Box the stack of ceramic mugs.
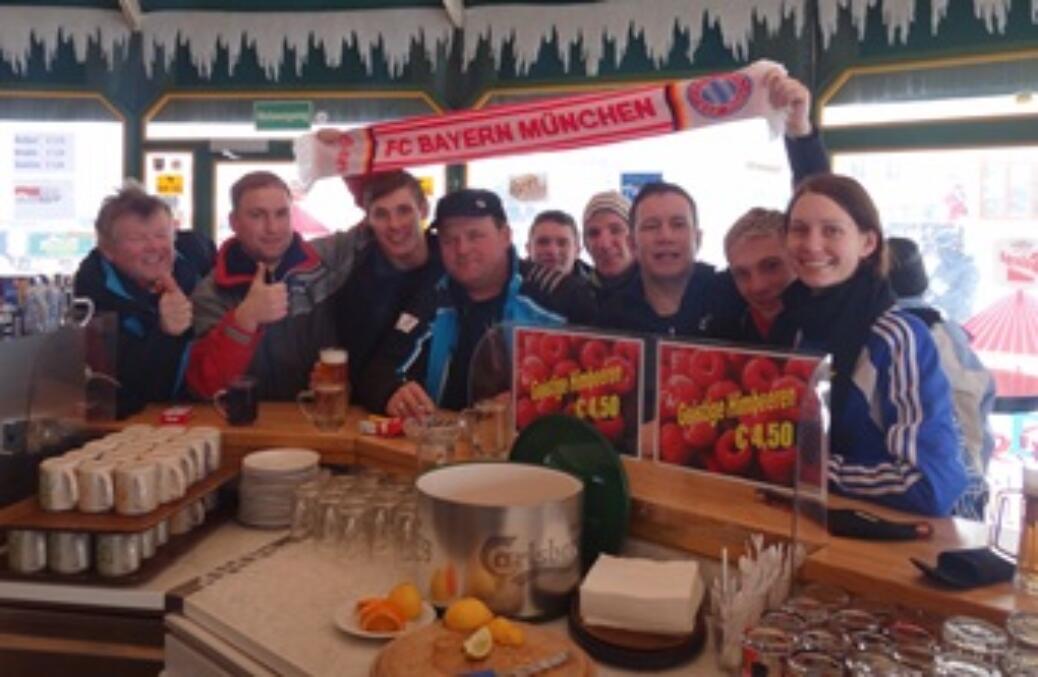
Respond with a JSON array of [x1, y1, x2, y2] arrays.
[[8, 424, 224, 577], [238, 449, 320, 528]]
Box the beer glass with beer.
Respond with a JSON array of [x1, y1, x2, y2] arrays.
[[298, 348, 349, 432], [992, 465, 1038, 595], [314, 348, 348, 389]]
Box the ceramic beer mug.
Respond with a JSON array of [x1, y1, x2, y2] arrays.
[[152, 442, 200, 485], [76, 459, 117, 513], [38, 456, 79, 512], [96, 533, 140, 577], [114, 460, 160, 516], [47, 531, 91, 574], [7, 529, 47, 573], [213, 376, 258, 426], [153, 454, 188, 504], [991, 465, 1038, 595], [184, 427, 222, 474]]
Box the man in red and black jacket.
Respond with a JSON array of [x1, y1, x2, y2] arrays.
[[186, 171, 365, 401]]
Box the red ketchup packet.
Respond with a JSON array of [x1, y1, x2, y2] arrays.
[[160, 405, 193, 424], [359, 415, 403, 437]]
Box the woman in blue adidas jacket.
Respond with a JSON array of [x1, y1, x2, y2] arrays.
[[776, 174, 967, 517]]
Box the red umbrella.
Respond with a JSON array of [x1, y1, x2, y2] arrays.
[[965, 290, 1038, 400], [964, 290, 1038, 356]]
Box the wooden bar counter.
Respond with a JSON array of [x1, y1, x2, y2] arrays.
[[95, 403, 1038, 624]]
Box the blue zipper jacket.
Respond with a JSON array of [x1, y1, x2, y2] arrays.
[[359, 248, 596, 412], [827, 309, 969, 517]]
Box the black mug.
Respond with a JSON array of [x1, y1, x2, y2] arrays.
[[213, 376, 258, 425]]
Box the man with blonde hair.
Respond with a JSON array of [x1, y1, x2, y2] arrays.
[[721, 207, 796, 343], [74, 183, 214, 415]]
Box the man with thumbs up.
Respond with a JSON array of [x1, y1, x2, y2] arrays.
[[74, 183, 215, 417], [187, 171, 364, 400]]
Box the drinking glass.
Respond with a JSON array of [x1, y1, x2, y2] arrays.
[[297, 383, 347, 432], [845, 650, 907, 675], [460, 399, 510, 460], [407, 415, 462, 473], [1007, 610, 1038, 650], [782, 596, 830, 628], [290, 483, 320, 541], [785, 651, 843, 676], [391, 506, 420, 582], [934, 652, 1002, 676], [338, 498, 367, 561], [314, 493, 343, 550], [365, 497, 396, 561], [941, 615, 1009, 667], [832, 608, 881, 638]]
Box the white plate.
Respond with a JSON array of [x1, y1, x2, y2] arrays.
[[333, 598, 437, 640], [243, 448, 320, 474]]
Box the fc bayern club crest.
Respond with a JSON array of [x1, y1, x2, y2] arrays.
[[685, 73, 753, 118]]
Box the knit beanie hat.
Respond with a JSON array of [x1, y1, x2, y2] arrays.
[[887, 236, 929, 298], [582, 190, 631, 226]]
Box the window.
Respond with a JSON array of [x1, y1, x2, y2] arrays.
[[0, 95, 123, 275]]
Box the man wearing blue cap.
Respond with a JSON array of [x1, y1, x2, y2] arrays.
[[359, 188, 597, 417]]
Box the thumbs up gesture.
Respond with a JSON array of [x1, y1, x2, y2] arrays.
[[234, 264, 289, 332], [157, 272, 193, 336]]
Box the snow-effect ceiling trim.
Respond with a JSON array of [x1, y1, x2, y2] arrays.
[[0, 0, 1034, 79]]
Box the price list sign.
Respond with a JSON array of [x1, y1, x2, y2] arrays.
[[13, 133, 74, 174], [513, 327, 645, 457], [655, 340, 828, 491]]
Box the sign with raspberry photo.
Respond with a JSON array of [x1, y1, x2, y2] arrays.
[[512, 327, 645, 457], [655, 340, 828, 492]]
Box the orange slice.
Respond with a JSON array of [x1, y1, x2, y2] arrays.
[[359, 599, 406, 632]]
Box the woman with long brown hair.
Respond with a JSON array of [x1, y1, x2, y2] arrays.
[[775, 174, 968, 517]]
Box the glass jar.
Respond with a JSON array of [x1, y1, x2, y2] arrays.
[[1007, 611, 1038, 651], [797, 627, 848, 658], [935, 652, 1002, 676], [850, 630, 894, 655], [783, 596, 830, 627], [845, 650, 907, 675], [742, 626, 793, 676], [832, 608, 881, 638], [941, 615, 1009, 666], [760, 610, 807, 635], [1002, 646, 1038, 675], [886, 620, 936, 650], [894, 641, 937, 675], [786, 650, 844, 676]]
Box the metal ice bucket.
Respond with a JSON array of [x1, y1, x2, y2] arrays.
[[416, 462, 583, 620]]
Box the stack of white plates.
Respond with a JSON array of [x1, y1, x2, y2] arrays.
[[238, 448, 320, 528]]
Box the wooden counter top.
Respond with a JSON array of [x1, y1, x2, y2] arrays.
[[90, 404, 1035, 623]]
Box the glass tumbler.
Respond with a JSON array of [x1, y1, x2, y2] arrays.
[[290, 483, 320, 541], [941, 615, 1009, 667], [337, 498, 368, 561]]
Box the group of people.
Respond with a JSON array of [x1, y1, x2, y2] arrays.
[[74, 70, 994, 519]]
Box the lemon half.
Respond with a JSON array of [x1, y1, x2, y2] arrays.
[[462, 626, 494, 660]]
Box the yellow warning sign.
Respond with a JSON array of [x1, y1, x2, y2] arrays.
[[156, 173, 184, 196]]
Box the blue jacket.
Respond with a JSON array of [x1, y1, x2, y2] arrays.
[[829, 309, 968, 517], [73, 230, 215, 417], [359, 249, 596, 412]]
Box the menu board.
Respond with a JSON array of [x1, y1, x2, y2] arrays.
[[655, 340, 827, 491], [513, 327, 645, 457]]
